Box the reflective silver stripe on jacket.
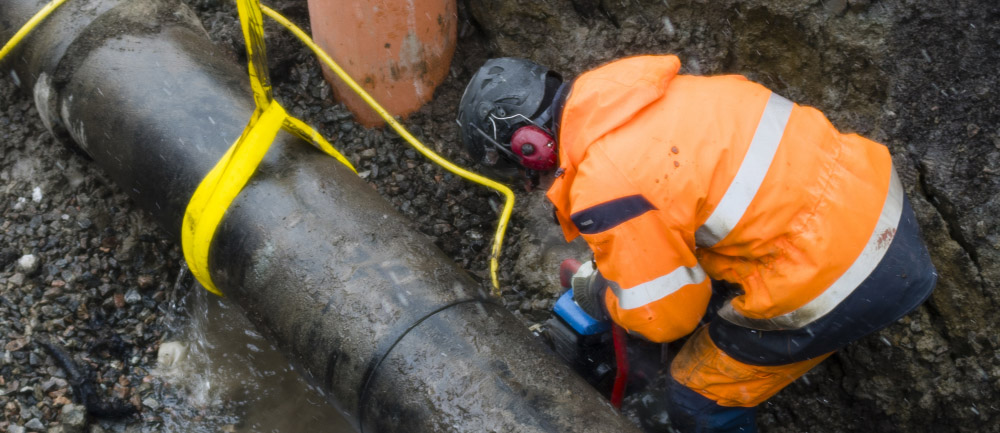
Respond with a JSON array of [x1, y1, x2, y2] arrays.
[[695, 93, 794, 248], [609, 93, 790, 311], [717, 168, 905, 330], [610, 264, 708, 310]]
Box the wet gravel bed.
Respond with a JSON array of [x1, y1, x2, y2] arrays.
[[1, 77, 184, 432], [1, 1, 554, 432], [0, 81, 280, 431]]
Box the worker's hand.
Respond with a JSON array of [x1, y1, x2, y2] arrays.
[[571, 260, 609, 321]]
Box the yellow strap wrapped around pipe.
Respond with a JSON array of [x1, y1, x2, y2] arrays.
[[181, 103, 287, 296], [0, 0, 71, 62], [182, 0, 355, 296], [283, 116, 356, 169]]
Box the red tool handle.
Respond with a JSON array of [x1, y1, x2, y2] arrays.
[[559, 258, 582, 288], [610, 323, 629, 409]]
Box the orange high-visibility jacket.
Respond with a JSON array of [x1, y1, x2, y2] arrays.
[[546, 55, 900, 343]]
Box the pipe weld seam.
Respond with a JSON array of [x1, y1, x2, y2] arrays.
[[356, 297, 494, 432]]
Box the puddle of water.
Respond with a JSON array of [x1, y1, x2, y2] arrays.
[[152, 268, 355, 433]]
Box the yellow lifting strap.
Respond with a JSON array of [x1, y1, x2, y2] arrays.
[[0, 0, 71, 62], [181, 0, 355, 296]]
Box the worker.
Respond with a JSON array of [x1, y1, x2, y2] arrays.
[[456, 55, 937, 432]]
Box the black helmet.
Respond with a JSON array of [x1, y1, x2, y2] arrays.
[[457, 58, 562, 171]]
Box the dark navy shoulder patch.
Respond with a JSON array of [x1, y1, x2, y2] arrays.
[[570, 195, 656, 234]]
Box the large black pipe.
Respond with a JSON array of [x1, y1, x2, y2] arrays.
[[0, 0, 639, 431]]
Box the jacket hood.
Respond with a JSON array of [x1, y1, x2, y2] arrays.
[[547, 55, 682, 240]]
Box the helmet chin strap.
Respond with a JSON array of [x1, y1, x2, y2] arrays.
[[471, 124, 518, 165]]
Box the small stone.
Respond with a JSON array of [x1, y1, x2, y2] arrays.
[[88, 425, 106, 433], [48, 426, 66, 433], [75, 304, 89, 321], [124, 289, 141, 305], [142, 398, 160, 410], [99, 236, 118, 252], [4, 400, 19, 417], [76, 218, 92, 230], [5, 338, 28, 352], [16, 255, 39, 275], [532, 299, 549, 311], [519, 300, 532, 312], [9, 424, 26, 433], [8, 273, 25, 286], [129, 393, 142, 411], [48, 387, 68, 399], [41, 378, 67, 392], [113, 293, 125, 309], [825, 0, 848, 14], [60, 404, 86, 432], [43, 287, 63, 299], [136, 275, 154, 289], [31, 187, 43, 203], [112, 383, 130, 400], [25, 418, 44, 431]]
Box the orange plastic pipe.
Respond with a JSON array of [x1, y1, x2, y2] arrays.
[[307, 0, 457, 127]]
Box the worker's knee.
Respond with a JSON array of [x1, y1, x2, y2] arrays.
[[671, 326, 829, 407], [666, 376, 757, 433]]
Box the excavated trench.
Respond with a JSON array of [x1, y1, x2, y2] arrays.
[[1, 0, 998, 432], [465, 1, 1000, 431]]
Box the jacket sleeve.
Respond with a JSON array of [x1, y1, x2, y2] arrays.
[[586, 209, 712, 343], [569, 156, 712, 343]]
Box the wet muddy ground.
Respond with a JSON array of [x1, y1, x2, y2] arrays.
[[3, 0, 999, 432]]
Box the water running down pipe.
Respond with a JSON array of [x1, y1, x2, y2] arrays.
[[0, 0, 638, 431]]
